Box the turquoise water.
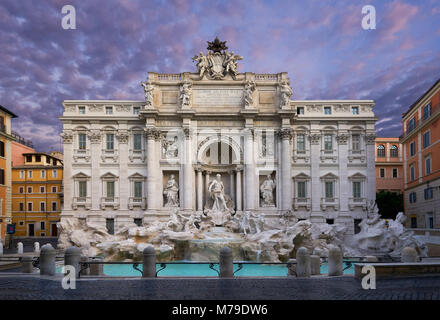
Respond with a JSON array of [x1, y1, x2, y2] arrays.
[[100, 261, 354, 277]]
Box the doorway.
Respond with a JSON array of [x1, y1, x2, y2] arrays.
[[51, 223, 58, 237], [28, 223, 35, 236]]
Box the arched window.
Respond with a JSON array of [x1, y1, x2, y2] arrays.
[[377, 145, 385, 157], [390, 145, 398, 157]]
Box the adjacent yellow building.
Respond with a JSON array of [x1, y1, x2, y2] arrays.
[[12, 152, 63, 237], [0, 105, 17, 243]]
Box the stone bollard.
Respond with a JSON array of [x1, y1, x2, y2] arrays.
[[365, 255, 378, 262], [219, 247, 234, 278], [34, 242, 40, 253], [310, 255, 321, 275], [296, 247, 311, 278], [328, 246, 343, 276], [142, 246, 156, 278], [89, 258, 104, 276], [0, 241, 3, 255], [401, 247, 417, 263], [64, 246, 81, 277], [40, 244, 56, 276], [21, 256, 34, 273], [287, 259, 296, 276], [17, 242, 23, 255]]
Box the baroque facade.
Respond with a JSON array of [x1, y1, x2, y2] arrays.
[[60, 40, 377, 235]]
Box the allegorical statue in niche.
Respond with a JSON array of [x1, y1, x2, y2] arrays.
[[141, 81, 154, 107], [208, 174, 229, 212], [163, 136, 178, 158], [179, 81, 192, 108], [260, 175, 276, 206], [192, 52, 209, 78], [163, 175, 179, 207], [279, 80, 293, 107]]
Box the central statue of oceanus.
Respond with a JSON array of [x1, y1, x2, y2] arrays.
[[192, 37, 243, 80], [204, 174, 234, 225]]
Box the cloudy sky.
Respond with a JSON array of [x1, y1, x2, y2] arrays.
[[1, 0, 439, 152]]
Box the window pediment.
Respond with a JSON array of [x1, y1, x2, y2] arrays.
[[320, 172, 338, 180]]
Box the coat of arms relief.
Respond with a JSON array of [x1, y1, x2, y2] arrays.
[[192, 37, 243, 80]]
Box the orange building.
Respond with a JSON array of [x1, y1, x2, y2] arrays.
[[0, 105, 18, 243], [375, 137, 404, 193], [11, 132, 35, 166], [11, 152, 63, 237], [400, 78, 440, 230]]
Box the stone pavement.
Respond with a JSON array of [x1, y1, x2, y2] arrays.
[[0, 275, 439, 300]]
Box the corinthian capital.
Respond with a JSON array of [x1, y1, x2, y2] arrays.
[[145, 128, 161, 140], [60, 130, 73, 144], [365, 133, 377, 145], [277, 128, 293, 140]]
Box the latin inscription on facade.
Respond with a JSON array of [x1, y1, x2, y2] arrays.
[[193, 89, 243, 106]]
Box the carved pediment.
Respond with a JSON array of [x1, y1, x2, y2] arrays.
[[101, 172, 119, 179], [348, 172, 367, 180], [320, 172, 338, 180], [72, 172, 90, 179], [293, 173, 311, 180]]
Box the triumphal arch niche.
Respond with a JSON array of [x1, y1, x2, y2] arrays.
[[141, 37, 295, 225]]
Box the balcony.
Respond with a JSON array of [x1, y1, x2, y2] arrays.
[[293, 197, 311, 211], [101, 149, 119, 163], [100, 197, 120, 210], [401, 102, 440, 140], [72, 197, 91, 210], [129, 148, 146, 163], [128, 197, 147, 210], [320, 149, 337, 163], [73, 149, 91, 162], [320, 197, 339, 211], [348, 197, 367, 210]]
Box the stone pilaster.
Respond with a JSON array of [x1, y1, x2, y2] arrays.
[[182, 127, 194, 210], [196, 167, 203, 211], [118, 129, 129, 210], [244, 128, 256, 210], [279, 128, 293, 211], [61, 130, 73, 211], [309, 132, 323, 222], [365, 133, 376, 202], [235, 166, 243, 211], [88, 128, 101, 211], [145, 128, 161, 210]]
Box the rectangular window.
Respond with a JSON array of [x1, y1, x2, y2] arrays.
[[424, 188, 433, 200], [52, 202, 57, 211], [409, 192, 417, 203], [35, 155, 41, 162], [423, 131, 430, 149], [106, 181, 115, 199], [78, 181, 87, 198], [28, 170, 32, 178], [423, 103, 431, 120], [134, 181, 142, 198], [0, 169, 4, 185], [40, 221, 45, 230], [297, 107, 304, 115], [19, 187, 24, 194], [46, 156, 50, 164], [0, 141, 4, 157], [353, 181, 361, 199], [79, 106, 86, 114], [40, 202, 45, 212], [426, 157, 431, 175], [410, 217, 417, 228], [41, 170, 45, 179], [134, 134, 142, 151], [52, 186, 57, 193], [78, 134, 87, 150], [410, 165, 415, 181], [427, 214, 434, 229], [297, 181, 306, 198], [352, 134, 360, 151], [52, 170, 57, 178], [352, 107, 359, 115], [133, 107, 140, 115], [325, 181, 334, 199], [27, 187, 32, 194], [324, 134, 332, 151], [19, 170, 24, 179], [324, 107, 332, 115], [410, 142, 415, 156], [106, 134, 114, 150], [27, 202, 32, 211], [408, 117, 415, 132], [40, 186, 45, 193], [380, 168, 385, 178], [19, 202, 24, 211], [392, 168, 398, 178], [297, 134, 305, 152], [105, 106, 113, 114]]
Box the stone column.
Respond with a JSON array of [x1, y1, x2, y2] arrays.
[[310, 132, 323, 222], [60, 130, 73, 210], [183, 128, 194, 210], [279, 129, 293, 211], [118, 130, 129, 210], [229, 170, 235, 204], [205, 171, 211, 207], [365, 134, 377, 203], [197, 168, 203, 211], [235, 167, 242, 211], [146, 128, 160, 210], [244, 129, 256, 210], [89, 127, 102, 211]]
